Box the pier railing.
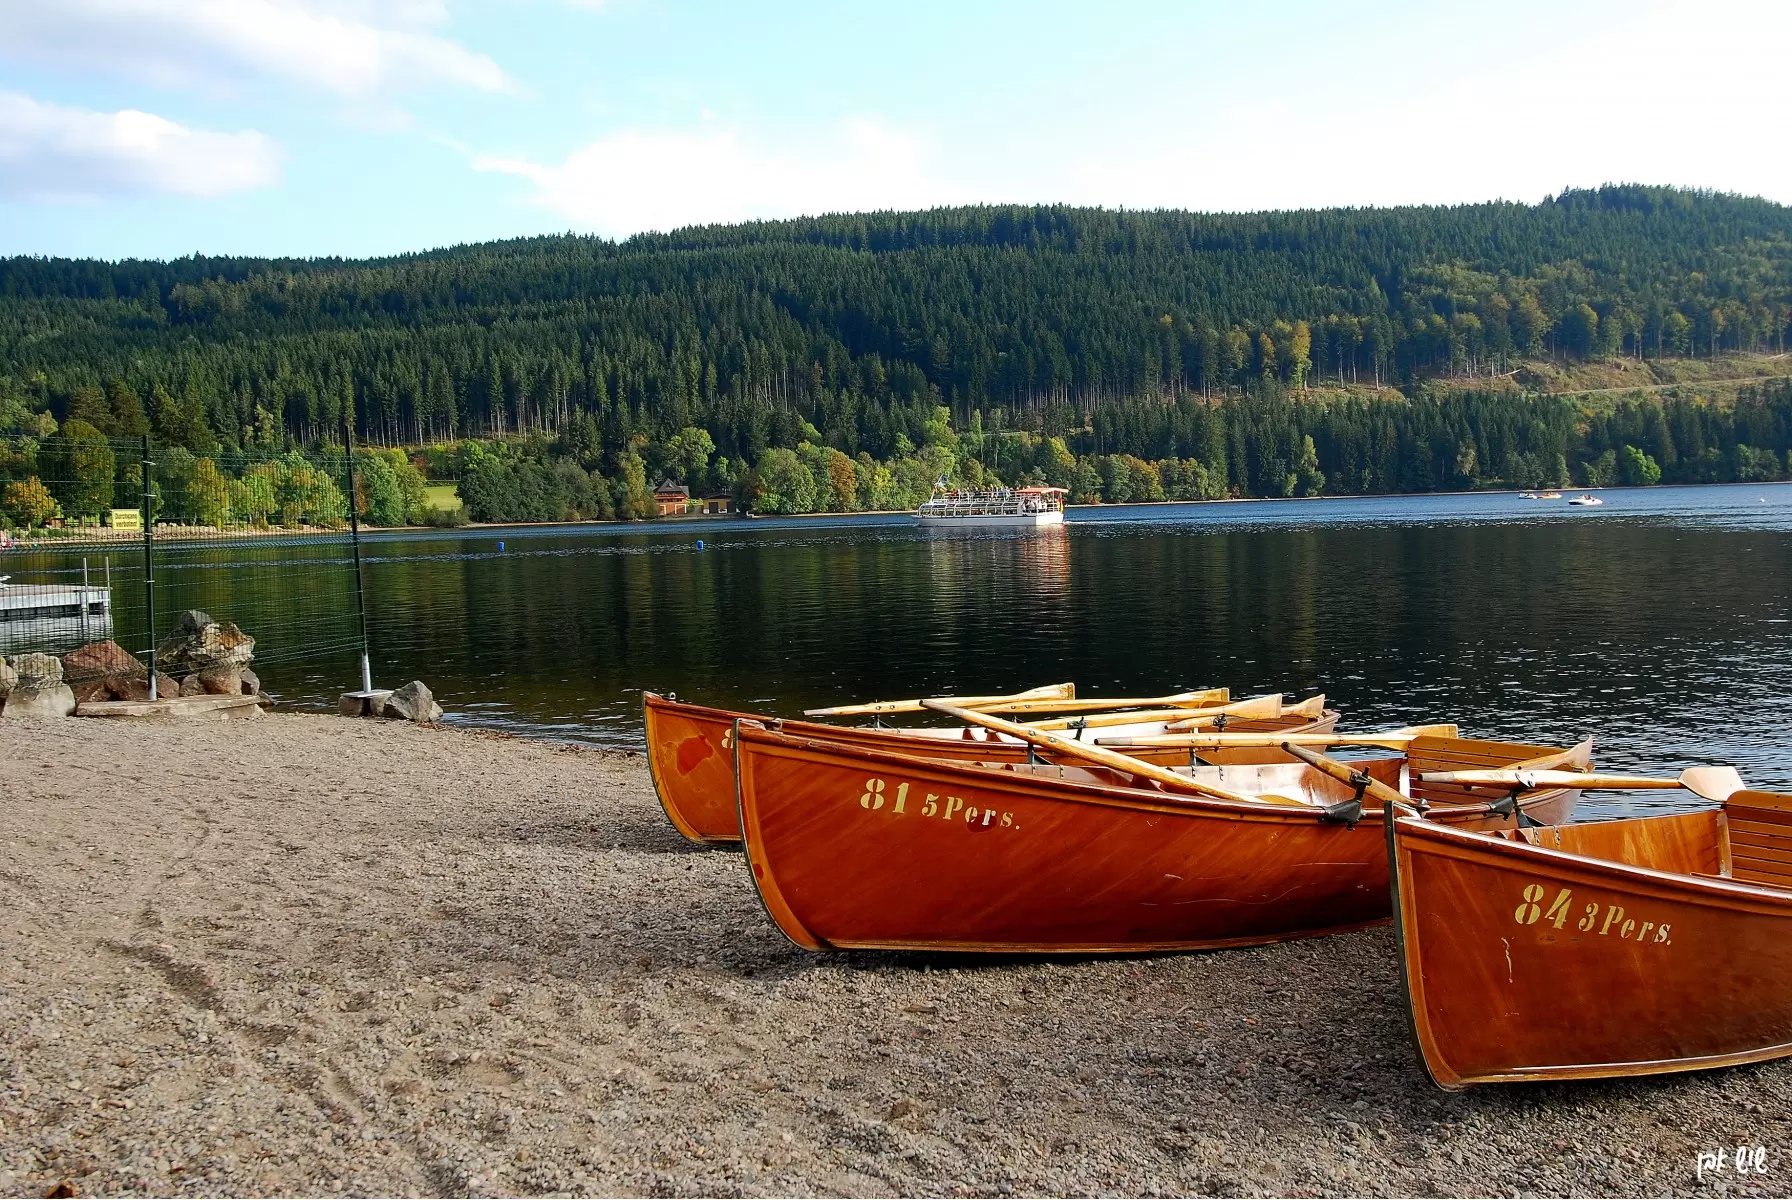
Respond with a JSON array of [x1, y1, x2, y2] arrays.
[[1, 432, 371, 704]]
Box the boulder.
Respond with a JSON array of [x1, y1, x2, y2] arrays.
[[108, 673, 182, 703], [2, 682, 75, 719], [71, 678, 112, 706], [0, 657, 16, 701], [61, 640, 146, 688], [6, 653, 75, 717], [197, 666, 243, 696], [155, 610, 255, 678], [381, 680, 443, 724], [63, 642, 146, 706], [12, 652, 63, 686], [339, 689, 391, 717], [179, 674, 209, 697], [241, 667, 261, 696]]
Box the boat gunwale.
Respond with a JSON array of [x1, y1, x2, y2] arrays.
[[737, 719, 1362, 825], [1394, 810, 1792, 916], [735, 718, 1580, 826]]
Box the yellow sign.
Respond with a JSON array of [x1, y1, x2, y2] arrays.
[[108, 508, 142, 531]]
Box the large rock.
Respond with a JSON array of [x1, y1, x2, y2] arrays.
[[108, 673, 183, 703], [12, 653, 63, 685], [240, 667, 261, 696], [381, 680, 443, 724], [62, 640, 146, 686], [2, 682, 76, 719], [63, 641, 148, 705], [155, 610, 255, 678], [0, 657, 16, 701], [5, 654, 75, 717], [197, 666, 243, 695]]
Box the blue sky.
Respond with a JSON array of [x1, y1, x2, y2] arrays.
[[1, 0, 1786, 261]]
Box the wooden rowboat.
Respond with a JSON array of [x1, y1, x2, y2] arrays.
[[1387, 779, 1792, 1088], [733, 720, 1590, 953], [642, 691, 1339, 844]]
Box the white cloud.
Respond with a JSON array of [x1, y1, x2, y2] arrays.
[[0, 91, 279, 201], [0, 0, 508, 96], [479, 0, 1792, 236], [476, 119, 962, 236], [1034, 0, 1792, 213]]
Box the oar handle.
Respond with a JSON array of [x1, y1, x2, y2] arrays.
[[1279, 742, 1411, 810]]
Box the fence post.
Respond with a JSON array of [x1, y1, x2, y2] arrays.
[[140, 434, 157, 698], [342, 407, 373, 694]]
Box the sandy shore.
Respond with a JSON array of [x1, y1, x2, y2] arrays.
[[1, 713, 1787, 1197]]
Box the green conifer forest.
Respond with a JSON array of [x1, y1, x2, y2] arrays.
[[3, 185, 1790, 526]]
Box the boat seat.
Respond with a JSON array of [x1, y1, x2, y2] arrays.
[[1723, 790, 1792, 891]]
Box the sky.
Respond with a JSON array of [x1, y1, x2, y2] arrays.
[[1, 0, 1787, 261]]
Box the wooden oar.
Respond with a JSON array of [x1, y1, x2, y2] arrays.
[[1023, 702, 1239, 733], [989, 688, 1230, 716], [1098, 723, 1460, 750], [1161, 693, 1325, 732], [804, 682, 1074, 718], [1417, 766, 1746, 803], [1278, 742, 1413, 812], [1502, 738, 1595, 772], [920, 700, 1309, 807]]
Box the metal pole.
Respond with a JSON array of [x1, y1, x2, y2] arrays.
[[141, 435, 157, 699], [342, 402, 372, 694], [81, 557, 89, 640]]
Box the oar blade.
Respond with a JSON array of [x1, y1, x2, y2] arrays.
[[803, 682, 1074, 717], [1683, 765, 1746, 802]]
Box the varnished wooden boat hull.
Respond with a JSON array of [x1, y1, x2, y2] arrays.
[[734, 723, 1583, 954], [1389, 798, 1792, 1088], [642, 691, 1339, 844]]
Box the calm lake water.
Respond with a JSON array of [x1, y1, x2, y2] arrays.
[[20, 484, 1792, 818]]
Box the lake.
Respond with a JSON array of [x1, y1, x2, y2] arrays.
[[14, 483, 1792, 817]]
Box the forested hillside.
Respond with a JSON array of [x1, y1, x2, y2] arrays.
[[3, 186, 1791, 525]]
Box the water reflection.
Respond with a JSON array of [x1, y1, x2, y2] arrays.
[[9, 484, 1790, 817]]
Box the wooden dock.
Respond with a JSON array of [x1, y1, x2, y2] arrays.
[[0, 582, 110, 624]]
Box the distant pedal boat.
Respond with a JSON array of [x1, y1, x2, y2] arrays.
[[1388, 782, 1792, 1087], [915, 485, 1067, 528]]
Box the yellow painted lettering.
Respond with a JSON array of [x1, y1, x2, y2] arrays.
[[981, 809, 994, 827], [1544, 888, 1573, 929], [1577, 902, 1599, 932], [1620, 918, 1636, 939], [892, 782, 909, 815], [859, 778, 886, 810], [1654, 924, 1672, 944], [1637, 921, 1654, 942], [721, 727, 733, 749], [942, 796, 964, 821], [1514, 883, 1543, 926], [1000, 811, 1013, 827], [963, 805, 979, 824], [1599, 905, 1626, 936], [921, 793, 939, 817]]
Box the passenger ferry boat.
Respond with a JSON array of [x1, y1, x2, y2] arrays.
[[915, 484, 1067, 528]]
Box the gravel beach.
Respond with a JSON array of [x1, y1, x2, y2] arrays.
[[2, 712, 1788, 1197]]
